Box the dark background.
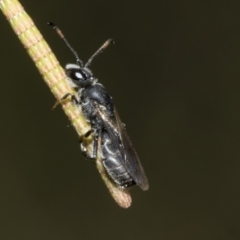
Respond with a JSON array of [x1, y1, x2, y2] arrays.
[[1, 1, 240, 239]]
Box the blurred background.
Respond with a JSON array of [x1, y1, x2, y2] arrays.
[[1, 1, 240, 239]]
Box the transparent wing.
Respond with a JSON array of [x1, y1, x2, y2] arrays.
[[95, 104, 149, 190], [113, 108, 149, 191]]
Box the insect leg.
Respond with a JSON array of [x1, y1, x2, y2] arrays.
[[79, 128, 101, 160], [92, 128, 101, 159], [61, 93, 79, 104], [52, 93, 79, 109], [79, 130, 94, 160]]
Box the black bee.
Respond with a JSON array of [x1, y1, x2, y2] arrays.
[[48, 22, 149, 191]]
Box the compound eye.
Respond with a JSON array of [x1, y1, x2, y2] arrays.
[[69, 69, 88, 80], [65, 65, 93, 87]]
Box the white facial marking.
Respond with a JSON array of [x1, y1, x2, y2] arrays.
[[65, 63, 80, 69]]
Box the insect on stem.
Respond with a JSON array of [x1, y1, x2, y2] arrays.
[[47, 20, 148, 206]]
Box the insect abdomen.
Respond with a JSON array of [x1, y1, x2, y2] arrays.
[[103, 156, 135, 189], [101, 132, 135, 189]]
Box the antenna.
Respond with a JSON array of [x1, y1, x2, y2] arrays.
[[47, 22, 114, 68], [85, 39, 114, 68], [47, 22, 84, 67]]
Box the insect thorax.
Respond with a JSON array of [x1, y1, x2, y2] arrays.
[[79, 84, 114, 120]]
